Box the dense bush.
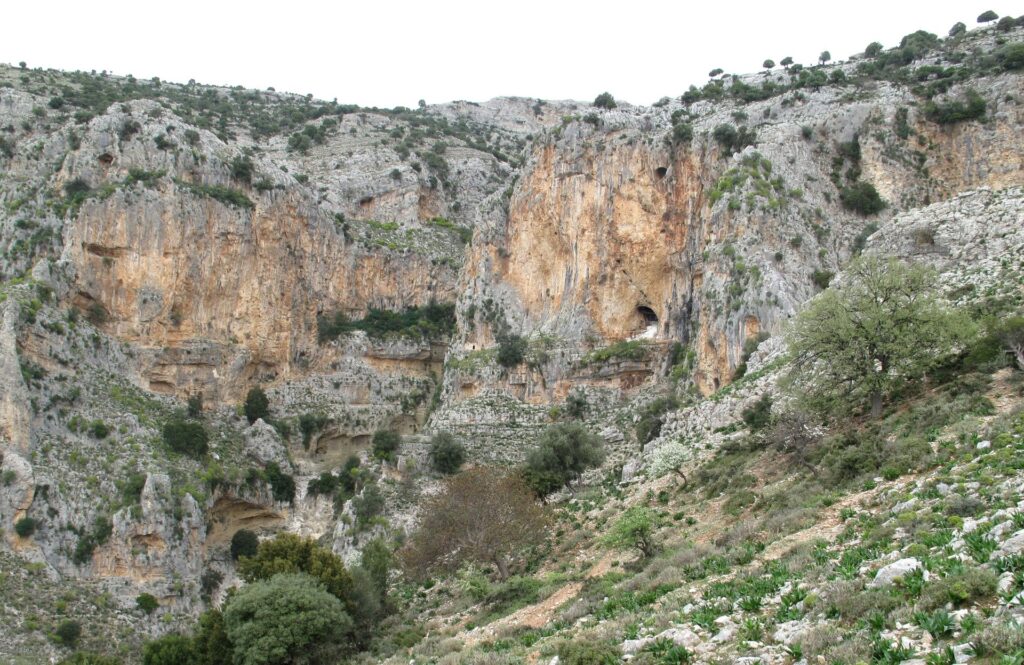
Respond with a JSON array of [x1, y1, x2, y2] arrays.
[[162, 417, 209, 457], [741, 394, 774, 431], [229, 155, 254, 184], [428, 431, 466, 474], [372, 430, 401, 461], [712, 123, 757, 155], [231, 529, 259, 560], [557, 640, 621, 665], [603, 506, 660, 558], [136, 593, 159, 614], [496, 332, 528, 368], [264, 462, 296, 503], [55, 620, 82, 647], [998, 43, 1024, 70], [839, 181, 885, 215], [224, 573, 353, 665], [14, 516, 37, 537], [142, 633, 195, 665], [317, 302, 456, 342], [244, 387, 269, 424], [523, 423, 606, 498], [924, 90, 986, 125], [593, 92, 616, 109]]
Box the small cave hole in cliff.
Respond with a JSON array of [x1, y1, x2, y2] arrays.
[[98, 153, 114, 165], [634, 306, 659, 339], [655, 166, 668, 179]]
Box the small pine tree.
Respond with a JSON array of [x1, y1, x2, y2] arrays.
[[819, 50, 831, 64], [977, 10, 998, 23]]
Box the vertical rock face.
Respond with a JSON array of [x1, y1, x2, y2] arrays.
[[61, 186, 457, 402]]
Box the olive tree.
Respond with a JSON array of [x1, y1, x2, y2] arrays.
[[786, 256, 973, 418]]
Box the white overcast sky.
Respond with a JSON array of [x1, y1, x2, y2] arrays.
[[3, 1, 1019, 108]]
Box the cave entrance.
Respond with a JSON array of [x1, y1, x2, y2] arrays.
[[655, 166, 668, 179], [635, 305, 659, 339]]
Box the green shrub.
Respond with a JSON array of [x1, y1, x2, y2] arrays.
[[14, 516, 37, 537], [87, 420, 110, 439], [229, 155, 254, 184], [162, 417, 208, 457], [231, 529, 259, 560], [712, 123, 757, 155], [176, 180, 253, 209], [839, 181, 885, 215], [924, 90, 986, 125], [557, 639, 621, 665], [998, 42, 1024, 70], [741, 394, 773, 431], [372, 430, 400, 461], [55, 620, 82, 647], [428, 432, 466, 474], [318, 302, 456, 342], [264, 463, 296, 503], [353, 484, 385, 528], [244, 387, 269, 424], [136, 593, 159, 614], [496, 333, 528, 368], [142, 634, 195, 665], [977, 10, 998, 22], [306, 471, 339, 496]]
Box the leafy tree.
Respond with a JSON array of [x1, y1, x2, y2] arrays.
[[762, 59, 775, 70], [602, 506, 660, 559], [237, 533, 355, 610], [780, 56, 794, 67], [230, 529, 259, 560], [243, 387, 269, 425], [402, 467, 550, 580], [522, 423, 605, 498], [593, 92, 616, 109], [360, 538, 393, 600], [819, 51, 831, 64], [371, 430, 400, 461], [223, 573, 353, 665], [977, 10, 998, 23], [142, 635, 194, 665], [162, 417, 209, 457], [428, 431, 466, 474], [708, 68, 724, 77], [785, 256, 973, 418], [949, 21, 967, 36], [865, 42, 883, 57]]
